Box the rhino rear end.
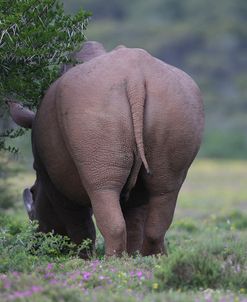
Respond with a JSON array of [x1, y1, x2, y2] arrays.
[[138, 56, 204, 255]]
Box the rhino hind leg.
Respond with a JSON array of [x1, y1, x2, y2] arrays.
[[123, 204, 147, 255], [141, 190, 179, 256], [90, 190, 127, 257], [64, 207, 96, 259], [141, 166, 188, 256]]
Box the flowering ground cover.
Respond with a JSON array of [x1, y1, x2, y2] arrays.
[[0, 159, 247, 301]]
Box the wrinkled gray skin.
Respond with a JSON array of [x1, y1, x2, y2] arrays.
[[8, 41, 204, 258]]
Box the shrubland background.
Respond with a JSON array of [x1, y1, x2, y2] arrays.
[[0, 1, 247, 301]]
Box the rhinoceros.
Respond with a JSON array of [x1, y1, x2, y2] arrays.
[[8, 41, 204, 257]]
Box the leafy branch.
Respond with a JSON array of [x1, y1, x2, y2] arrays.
[[0, 0, 91, 149]]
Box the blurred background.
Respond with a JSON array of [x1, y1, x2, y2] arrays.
[[1, 0, 247, 217]]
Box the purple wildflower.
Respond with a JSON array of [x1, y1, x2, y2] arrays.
[[9, 286, 43, 300], [90, 260, 100, 267], [83, 272, 91, 280], [49, 279, 59, 285], [130, 271, 135, 277], [0, 274, 7, 280], [12, 272, 20, 278], [46, 263, 53, 271], [44, 271, 55, 279], [69, 271, 81, 280], [3, 279, 11, 289], [30, 285, 43, 293]]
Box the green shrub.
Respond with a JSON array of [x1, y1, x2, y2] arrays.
[[154, 248, 222, 289], [153, 230, 247, 290], [173, 218, 198, 233], [0, 214, 87, 273], [214, 211, 247, 230]]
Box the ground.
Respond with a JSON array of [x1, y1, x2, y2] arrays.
[[0, 158, 247, 301]]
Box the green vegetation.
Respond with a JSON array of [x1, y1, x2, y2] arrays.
[[0, 0, 90, 108], [0, 0, 90, 150], [1, 159, 247, 301], [154, 230, 247, 290]]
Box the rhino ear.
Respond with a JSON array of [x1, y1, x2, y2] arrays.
[[7, 101, 35, 129], [60, 41, 107, 75], [73, 41, 106, 63], [23, 188, 34, 217]]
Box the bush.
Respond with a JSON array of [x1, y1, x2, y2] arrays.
[[0, 214, 85, 273], [153, 230, 247, 290], [173, 218, 198, 233], [214, 211, 247, 230], [0, 0, 91, 151]]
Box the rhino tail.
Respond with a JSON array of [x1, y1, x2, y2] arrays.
[[126, 75, 151, 175]]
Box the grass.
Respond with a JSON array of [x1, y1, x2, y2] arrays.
[[175, 159, 247, 220], [1, 157, 247, 301], [0, 151, 34, 217]]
